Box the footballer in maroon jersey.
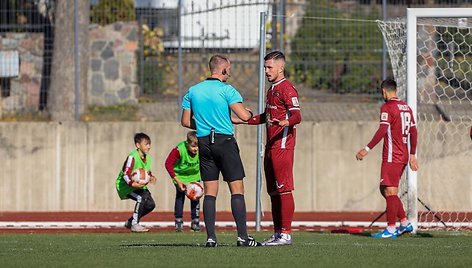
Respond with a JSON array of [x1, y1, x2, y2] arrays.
[[247, 51, 302, 245], [356, 79, 419, 238]]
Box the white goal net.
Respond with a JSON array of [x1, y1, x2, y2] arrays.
[[378, 9, 472, 231]]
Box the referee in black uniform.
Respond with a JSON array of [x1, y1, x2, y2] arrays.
[[181, 55, 261, 247]]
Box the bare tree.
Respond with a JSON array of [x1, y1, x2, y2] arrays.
[[48, 0, 89, 121]]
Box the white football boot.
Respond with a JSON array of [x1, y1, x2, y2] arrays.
[[130, 224, 149, 233], [264, 233, 292, 246], [261, 233, 281, 246]]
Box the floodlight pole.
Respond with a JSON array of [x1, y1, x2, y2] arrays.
[[279, 0, 285, 52], [177, 0, 183, 119], [256, 12, 267, 232], [74, 0, 80, 121]]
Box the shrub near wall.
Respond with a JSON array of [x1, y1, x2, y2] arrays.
[[290, 0, 383, 94], [90, 0, 136, 26]]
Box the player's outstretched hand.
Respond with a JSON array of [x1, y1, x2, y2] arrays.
[[269, 118, 289, 127], [231, 116, 246, 124], [356, 149, 368, 160], [409, 154, 419, 171]]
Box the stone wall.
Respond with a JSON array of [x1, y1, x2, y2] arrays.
[[88, 22, 139, 106], [0, 33, 44, 113], [0, 21, 139, 114]]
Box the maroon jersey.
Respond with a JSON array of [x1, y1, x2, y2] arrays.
[[372, 98, 416, 164], [265, 79, 301, 149]]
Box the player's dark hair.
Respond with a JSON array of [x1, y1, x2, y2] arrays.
[[209, 55, 229, 73], [186, 131, 197, 144], [134, 132, 151, 144], [264, 50, 285, 62], [381, 79, 397, 92]]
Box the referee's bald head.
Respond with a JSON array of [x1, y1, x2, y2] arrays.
[[209, 55, 230, 74]]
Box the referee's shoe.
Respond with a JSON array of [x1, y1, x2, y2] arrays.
[[205, 238, 217, 248], [236, 236, 262, 247]]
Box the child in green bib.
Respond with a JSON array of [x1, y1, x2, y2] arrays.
[[116, 133, 156, 233], [165, 131, 201, 232]]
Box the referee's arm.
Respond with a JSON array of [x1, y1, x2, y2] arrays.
[[181, 109, 196, 130], [230, 102, 253, 122]]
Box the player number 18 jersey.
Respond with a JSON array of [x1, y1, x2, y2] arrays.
[[380, 98, 416, 164]]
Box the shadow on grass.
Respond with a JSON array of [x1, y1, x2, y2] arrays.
[[121, 243, 231, 248], [350, 232, 374, 237], [348, 232, 435, 238], [412, 232, 434, 238]]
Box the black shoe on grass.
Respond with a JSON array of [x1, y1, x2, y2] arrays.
[[191, 219, 201, 232], [236, 236, 262, 247], [205, 238, 217, 248], [175, 219, 183, 232]]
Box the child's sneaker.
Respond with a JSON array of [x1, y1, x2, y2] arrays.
[[398, 223, 414, 235], [372, 228, 398, 238], [130, 224, 149, 233], [190, 219, 201, 232], [175, 219, 183, 232]]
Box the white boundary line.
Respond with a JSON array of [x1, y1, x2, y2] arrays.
[[0, 221, 383, 229], [2, 221, 470, 229]]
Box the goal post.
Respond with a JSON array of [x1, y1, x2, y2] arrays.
[[379, 8, 472, 231], [406, 8, 418, 231]]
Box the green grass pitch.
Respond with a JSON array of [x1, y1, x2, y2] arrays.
[[1, 231, 471, 267]]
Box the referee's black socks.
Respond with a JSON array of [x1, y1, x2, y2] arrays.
[[231, 194, 248, 240], [204, 195, 217, 240]]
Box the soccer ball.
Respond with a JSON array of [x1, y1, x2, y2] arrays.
[[185, 182, 204, 201], [131, 168, 150, 185]]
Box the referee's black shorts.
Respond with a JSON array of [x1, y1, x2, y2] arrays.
[[198, 134, 245, 182]]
